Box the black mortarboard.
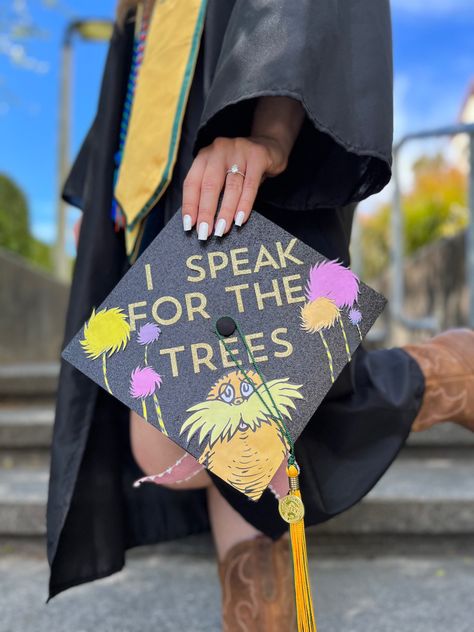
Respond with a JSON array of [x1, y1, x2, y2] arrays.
[[63, 210, 386, 502]]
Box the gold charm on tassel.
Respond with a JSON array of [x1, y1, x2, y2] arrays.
[[278, 463, 317, 632]]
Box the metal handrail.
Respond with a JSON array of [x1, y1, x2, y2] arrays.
[[391, 123, 474, 332]]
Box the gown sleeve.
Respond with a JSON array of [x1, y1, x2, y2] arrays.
[[193, 0, 393, 210], [62, 119, 98, 211]]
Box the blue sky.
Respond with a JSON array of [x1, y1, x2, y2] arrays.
[[0, 0, 473, 248]]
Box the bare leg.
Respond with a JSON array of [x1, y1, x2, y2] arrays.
[[130, 410, 263, 557], [207, 483, 261, 560], [130, 411, 293, 629]]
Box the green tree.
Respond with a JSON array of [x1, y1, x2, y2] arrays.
[[29, 234, 54, 271], [360, 154, 468, 280], [0, 172, 53, 271], [0, 173, 31, 255]]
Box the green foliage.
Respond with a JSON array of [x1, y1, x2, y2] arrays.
[[360, 154, 468, 280], [0, 172, 53, 272], [0, 173, 31, 254], [360, 204, 391, 281], [29, 236, 53, 271]]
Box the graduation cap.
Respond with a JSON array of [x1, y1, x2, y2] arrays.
[[63, 209, 386, 630]]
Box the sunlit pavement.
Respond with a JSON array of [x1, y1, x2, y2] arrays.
[[1, 544, 473, 632]]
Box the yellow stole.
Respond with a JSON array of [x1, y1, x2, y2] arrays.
[[114, 0, 208, 258]]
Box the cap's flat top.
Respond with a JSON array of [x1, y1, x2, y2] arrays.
[[63, 211, 386, 500]]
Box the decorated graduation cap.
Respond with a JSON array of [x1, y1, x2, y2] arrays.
[[63, 210, 386, 631]]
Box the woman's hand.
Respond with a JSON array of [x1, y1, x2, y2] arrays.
[[182, 135, 288, 239], [182, 96, 305, 239]]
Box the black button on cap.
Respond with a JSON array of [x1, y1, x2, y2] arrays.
[[216, 316, 236, 337]]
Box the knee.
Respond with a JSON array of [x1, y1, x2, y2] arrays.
[[130, 410, 168, 476], [129, 411, 211, 489]]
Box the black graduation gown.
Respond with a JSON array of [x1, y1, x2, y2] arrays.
[[47, 0, 424, 600]]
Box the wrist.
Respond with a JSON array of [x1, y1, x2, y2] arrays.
[[249, 134, 290, 177], [250, 96, 305, 177]]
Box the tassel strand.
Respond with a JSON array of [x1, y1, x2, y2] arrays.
[[280, 464, 317, 632]]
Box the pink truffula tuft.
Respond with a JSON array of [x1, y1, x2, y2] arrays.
[[301, 259, 361, 378], [129, 366, 167, 435], [130, 366, 162, 399], [305, 260, 360, 308]]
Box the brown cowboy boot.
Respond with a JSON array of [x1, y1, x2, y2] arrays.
[[403, 328, 474, 432], [218, 534, 296, 632]]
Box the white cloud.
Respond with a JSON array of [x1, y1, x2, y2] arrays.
[[391, 0, 473, 14]]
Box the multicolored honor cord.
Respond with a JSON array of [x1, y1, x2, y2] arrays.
[[111, 2, 151, 230], [113, 0, 208, 257], [214, 316, 317, 632]]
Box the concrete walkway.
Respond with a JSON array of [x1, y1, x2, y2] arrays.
[[1, 546, 473, 632]]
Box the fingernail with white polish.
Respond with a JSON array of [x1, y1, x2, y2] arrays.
[[235, 211, 245, 227], [198, 222, 209, 241], [214, 218, 226, 237], [183, 214, 192, 231]]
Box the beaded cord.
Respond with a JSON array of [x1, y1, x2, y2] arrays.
[[111, 5, 151, 230]]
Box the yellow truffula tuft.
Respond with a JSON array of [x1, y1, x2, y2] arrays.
[[280, 463, 317, 632], [300, 296, 340, 333], [80, 307, 131, 395], [80, 307, 131, 359], [300, 297, 340, 383]]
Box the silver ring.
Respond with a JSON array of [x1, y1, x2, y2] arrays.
[[226, 163, 245, 178]]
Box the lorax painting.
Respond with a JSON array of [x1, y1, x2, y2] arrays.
[[180, 370, 304, 500]]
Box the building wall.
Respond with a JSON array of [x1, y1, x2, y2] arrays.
[[0, 249, 70, 364], [371, 230, 468, 347]]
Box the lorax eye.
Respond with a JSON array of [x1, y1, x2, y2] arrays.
[[219, 383, 235, 403], [240, 381, 254, 399]]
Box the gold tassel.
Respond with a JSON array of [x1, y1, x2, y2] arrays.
[[279, 463, 317, 632]]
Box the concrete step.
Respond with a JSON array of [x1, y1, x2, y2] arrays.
[[0, 404, 53, 468], [317, 455, 474, 535], [0, 468, 48, 536], [1, 403, 473, 456], [1, 455, 474, 538], [406, 422, 474, 448], [0, 450, 50, 470], [0, 363, 59, 399], [0, 404, 54, 448]]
